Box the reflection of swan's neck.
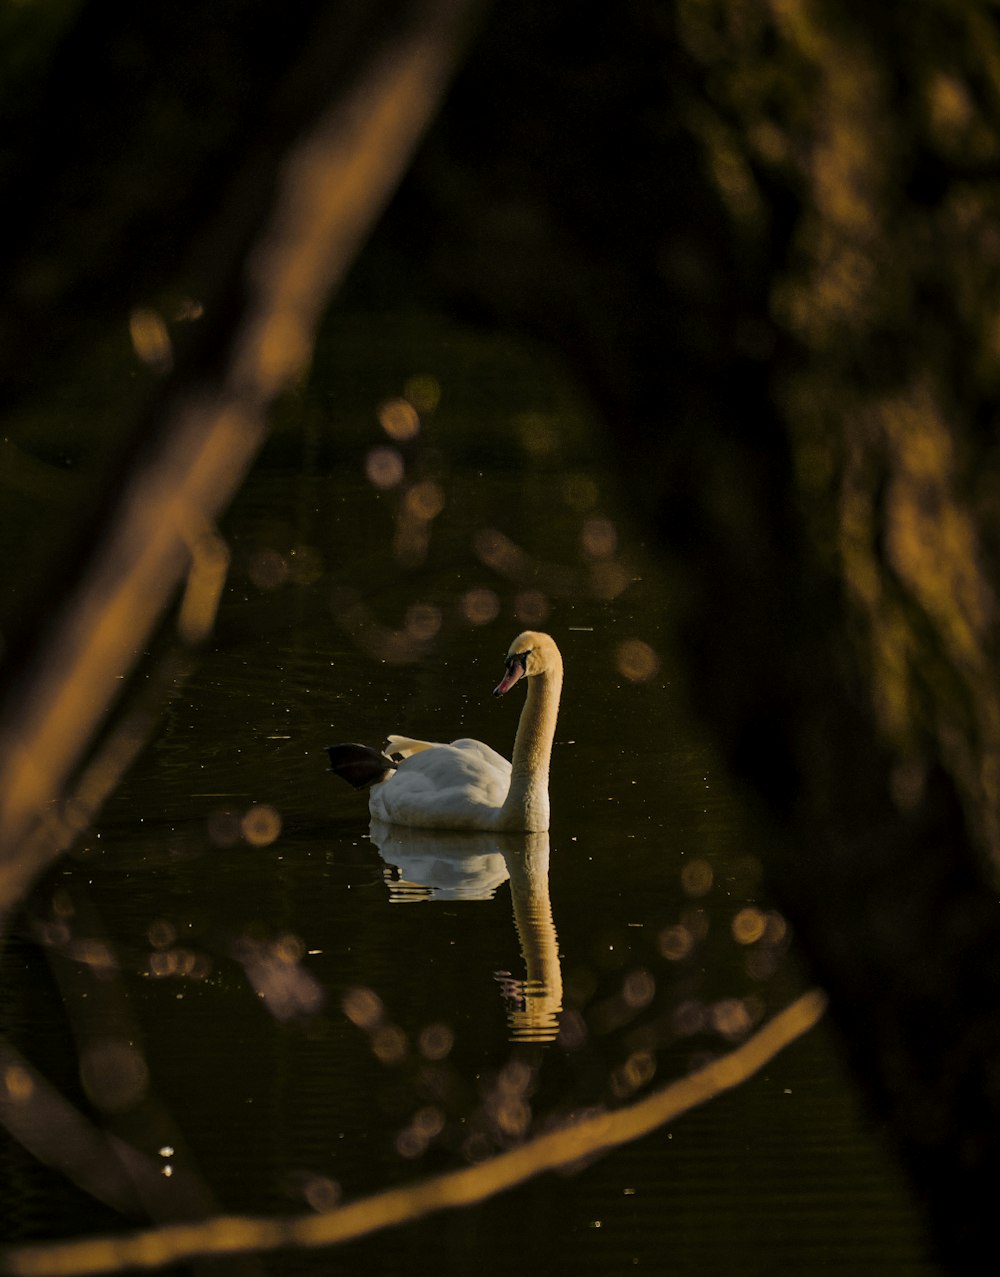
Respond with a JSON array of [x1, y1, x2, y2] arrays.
[[504, 834, 563, 1041], [498, 666, 562, 832]]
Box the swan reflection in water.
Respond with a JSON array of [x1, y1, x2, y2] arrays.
[[369, 821, 563, 1042]]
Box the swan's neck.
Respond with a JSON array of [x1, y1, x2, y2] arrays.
[[498, 667, 562, 832]]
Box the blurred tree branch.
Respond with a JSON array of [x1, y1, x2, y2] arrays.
[[2, 879, 269, 1277], [0, 991, 825, 1276], [0, 0, 483, 904]]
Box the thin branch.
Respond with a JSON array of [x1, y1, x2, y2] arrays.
[[0, 990, 827, 1277], [0, 0, 481, 908]]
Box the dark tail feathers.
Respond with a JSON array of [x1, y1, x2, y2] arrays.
[[327, 743, 397, 790]]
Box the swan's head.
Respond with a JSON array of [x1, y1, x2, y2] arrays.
[[493, 631, 562, 696]]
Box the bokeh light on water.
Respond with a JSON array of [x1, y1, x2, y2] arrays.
[[365, 445, 404, 489], [128, 306, 172, 373], [377, 397, 421, 442]]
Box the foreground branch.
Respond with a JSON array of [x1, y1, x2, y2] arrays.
[[1, 990, 826, 1276], [0, 0, 480, 908]]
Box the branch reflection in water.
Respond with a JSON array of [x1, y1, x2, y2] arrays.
[[369, 822, 563, 1042]]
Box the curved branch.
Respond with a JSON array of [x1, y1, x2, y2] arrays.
[[0, 991, 826, 1276]]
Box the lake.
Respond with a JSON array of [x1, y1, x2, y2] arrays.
[[0, 311, 936, 1274]]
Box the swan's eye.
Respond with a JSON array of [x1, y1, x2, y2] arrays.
[[506, 650, 530, 674]]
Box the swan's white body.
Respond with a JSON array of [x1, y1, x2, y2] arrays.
[[370, 737, 513, 829], [361, 632, 563, 833]]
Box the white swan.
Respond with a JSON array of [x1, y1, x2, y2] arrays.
[[327, 631, 562, 832]]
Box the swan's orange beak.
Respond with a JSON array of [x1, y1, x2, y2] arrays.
[[493, 661, 525, 696]]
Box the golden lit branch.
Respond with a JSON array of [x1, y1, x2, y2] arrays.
[[1, 991, 826, 1276], [0, 0, 480, 907]]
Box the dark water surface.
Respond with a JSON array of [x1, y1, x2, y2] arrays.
[[2, 316, 935, 1273]]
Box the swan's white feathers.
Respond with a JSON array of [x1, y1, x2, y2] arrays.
[[369, 738, 512, 829], [384, 734, 437, 758]]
